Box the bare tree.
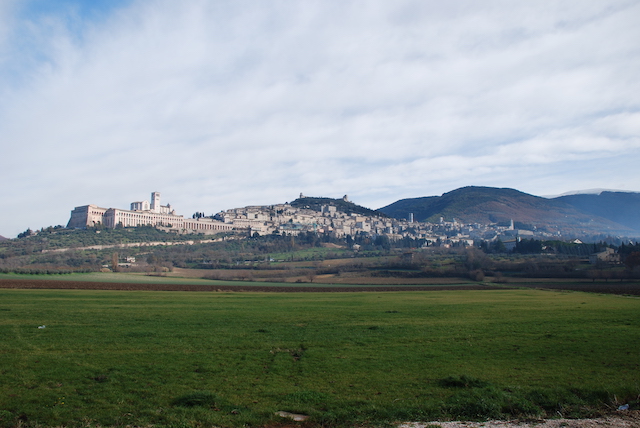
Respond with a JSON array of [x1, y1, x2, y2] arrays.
[[306, 270, 317, 283]]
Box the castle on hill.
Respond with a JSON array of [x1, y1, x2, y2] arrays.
[[67, 192, 232, 234]]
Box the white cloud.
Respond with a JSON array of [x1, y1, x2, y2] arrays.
[[0, 0, 639, 237]]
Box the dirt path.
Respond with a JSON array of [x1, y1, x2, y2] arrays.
[[400, 411, 640, 428]]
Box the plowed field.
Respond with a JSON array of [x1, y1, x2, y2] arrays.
[[516, 281, 640, 295], [1, 278, 638, 294], [0, 278, 505, 292]]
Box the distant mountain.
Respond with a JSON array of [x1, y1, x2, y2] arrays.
[[554, 191, 640, 233], [378, 186, 637, 236], [544, 188, 627, 198], [0, 235, 7, 241], [291, 196, 385, 217]]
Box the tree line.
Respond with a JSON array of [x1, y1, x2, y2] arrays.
[[2, 226, 639, 278]]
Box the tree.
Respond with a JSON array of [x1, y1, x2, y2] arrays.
[[374, 235, 391, 250], [490, 239, 506, 253], [515, 238, 542, 254], [17, 228, 33, 239], [305, 270, 317, 283], [464, 247, 491, 271], [111, 252, 119, 272], [624, 252, 640, 270]]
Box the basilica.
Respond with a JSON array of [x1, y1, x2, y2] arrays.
[[66, 192, 232, 234]]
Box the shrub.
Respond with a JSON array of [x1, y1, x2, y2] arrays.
[[469, 269, 485, 281]]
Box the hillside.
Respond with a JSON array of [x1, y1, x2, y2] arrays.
[[378, 186, 636, 236], [290, 196, 386, 217], [555, 191, 640, 233], [0, 226, 207, 252]]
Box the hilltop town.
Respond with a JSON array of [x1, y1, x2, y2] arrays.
[[3, 189, 638, 278], [66, 191, 561, 251], [213, 195, 537, 250]]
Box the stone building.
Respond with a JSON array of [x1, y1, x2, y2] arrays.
[[67, 192, 233, 234]]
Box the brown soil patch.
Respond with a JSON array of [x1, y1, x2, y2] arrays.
[[1, 278, 637, 295], [515, 281, 640, 296], [0, 278, 506, 292]]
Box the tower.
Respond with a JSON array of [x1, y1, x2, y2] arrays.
[[151, 192, 161, 213]]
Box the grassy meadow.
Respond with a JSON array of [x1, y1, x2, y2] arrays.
[[0, 287, 639, 427]]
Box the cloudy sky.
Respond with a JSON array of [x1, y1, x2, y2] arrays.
[[1, 0, 639, 237]]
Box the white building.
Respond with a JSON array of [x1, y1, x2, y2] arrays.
[[67, 192, 233, 235]]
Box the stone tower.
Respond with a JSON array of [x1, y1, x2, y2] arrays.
[[151, 192, 161, 213]]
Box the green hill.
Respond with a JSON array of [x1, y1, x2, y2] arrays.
[[290, 196, 385, 217]]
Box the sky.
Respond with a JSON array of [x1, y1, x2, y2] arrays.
[[1, 0, 639, 238]]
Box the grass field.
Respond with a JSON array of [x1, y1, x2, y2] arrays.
[[0, 287, 639, 427]]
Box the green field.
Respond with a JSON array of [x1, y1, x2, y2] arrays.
[[0, 288, 639, 427]]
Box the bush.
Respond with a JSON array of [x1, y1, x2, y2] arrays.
[[469, 269, 485, 281], [492, 271, 508, 283]]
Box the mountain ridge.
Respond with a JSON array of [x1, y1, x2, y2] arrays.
[[554, 191, 640, 233], [377, 186, 639, 236], [543, 188, 638, 197]]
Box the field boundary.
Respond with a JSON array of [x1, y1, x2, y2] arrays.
[[0, 278, 510, 292], [1, 277, 638, 294]]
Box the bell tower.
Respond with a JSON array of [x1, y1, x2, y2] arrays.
[[151, 192, 161, 213]]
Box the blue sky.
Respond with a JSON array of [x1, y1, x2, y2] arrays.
[[1, 0, 639, 237]]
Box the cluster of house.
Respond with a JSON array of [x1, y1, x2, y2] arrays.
[[213, 202, 539, 249]]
